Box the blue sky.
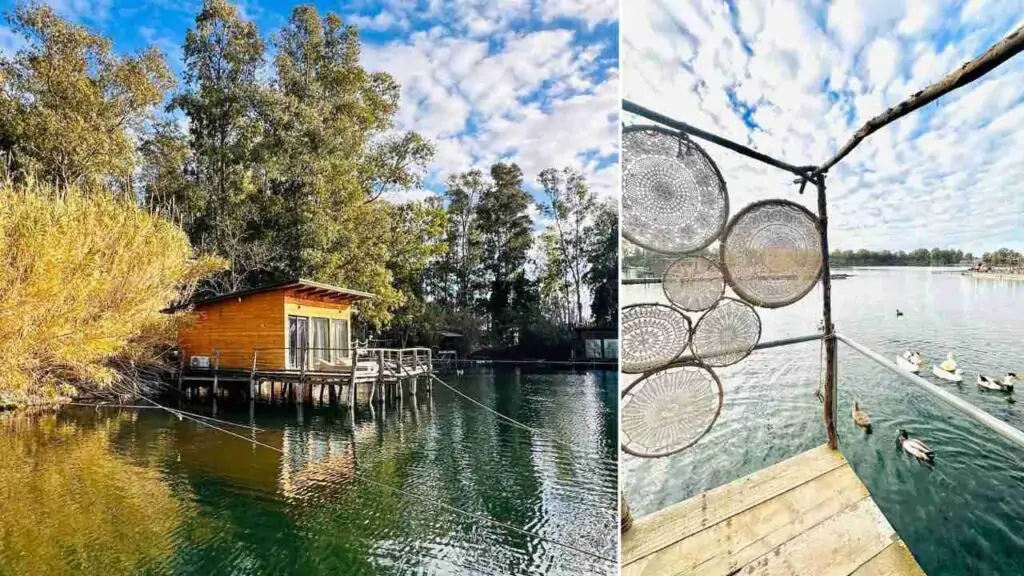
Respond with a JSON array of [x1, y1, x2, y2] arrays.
[[0, 0, 619, 218], [623, 0, 1024, 254]]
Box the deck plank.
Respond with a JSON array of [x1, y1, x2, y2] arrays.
[[623, 444, 846, 563], [622, 445, 926, 576], [636, 464, 869, 575], [850, 541, 927, 576], [733, 497, 898, 575]]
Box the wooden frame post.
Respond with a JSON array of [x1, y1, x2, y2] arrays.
[[249, 350, 258, 401], [817, 176, 838, 450], [176, 353, 185, 394], [212, 349, 221, 399]]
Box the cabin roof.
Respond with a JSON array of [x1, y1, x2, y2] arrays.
[[179, 278, 375, 311]]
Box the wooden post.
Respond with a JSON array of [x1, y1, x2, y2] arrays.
[[176, 353, 185, 394], [621, 492, 634, 534], [817, 177, 838, 450], [249, 350, 258, 401], [349, 347, 358, 407], [212, 349, 221, 399], [376, 350, 384, 404]]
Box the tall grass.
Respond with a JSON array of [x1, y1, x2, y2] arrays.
[[0, 177, 222, 403]]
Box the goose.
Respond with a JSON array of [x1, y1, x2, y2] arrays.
[[897, 429, 935, 462], [852, 399, 872, 432]]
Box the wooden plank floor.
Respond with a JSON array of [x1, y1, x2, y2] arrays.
[[622, 444, 927, 576]]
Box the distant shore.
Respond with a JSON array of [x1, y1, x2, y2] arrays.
[[969, 271, 1024, 281]]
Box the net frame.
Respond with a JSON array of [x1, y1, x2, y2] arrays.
[[622, 124, 730, 255], [719, 199, 823, 309], [621, 303, 693, 374], [690, 297, 762, 367], [620, 362, 724, 458], [662, 255, 726, 312]]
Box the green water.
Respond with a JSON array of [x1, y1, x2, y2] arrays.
[[0, 369, 617, 575], [623, 268, 1024, 574]]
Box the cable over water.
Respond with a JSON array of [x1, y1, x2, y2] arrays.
[[107, 380, 617, 566]]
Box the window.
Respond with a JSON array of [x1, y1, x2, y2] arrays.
[[287, 315, 309, 369], [330, 319, 349, 360], [311, 318, 330, 366]]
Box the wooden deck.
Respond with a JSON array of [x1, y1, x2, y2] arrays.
[[622, 445, 926, 576]]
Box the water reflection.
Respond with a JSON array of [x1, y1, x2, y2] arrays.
[[1, 368, 616, 575]]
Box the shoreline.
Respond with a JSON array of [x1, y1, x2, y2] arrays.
[[968, 272, 1024, 281]]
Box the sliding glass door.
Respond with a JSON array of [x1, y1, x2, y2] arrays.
[[287, 315, 308, 369]]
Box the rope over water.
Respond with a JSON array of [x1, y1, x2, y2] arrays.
[[104, 380, 616, 565]]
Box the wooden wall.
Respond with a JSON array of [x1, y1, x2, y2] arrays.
[[178, 291, 286, 370], [177, 287, 356, 371]]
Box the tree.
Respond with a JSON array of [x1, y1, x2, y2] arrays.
[[0, 3, 173, 190], [537, 167, 596, 325], [476, 163, 533, 345], [440, 170, 487, 311], [586, 200, 618, 326]]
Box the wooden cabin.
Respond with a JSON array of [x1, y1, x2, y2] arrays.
[[177, 279, 375, 373]]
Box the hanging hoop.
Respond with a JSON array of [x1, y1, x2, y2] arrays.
[[621, 362, 724, 458], [621, 303, 692, 374], [720, 199, 823, 308], [690, 297, 762, 367], [622, 125, 729, 254], [662, 255, 726, 312]]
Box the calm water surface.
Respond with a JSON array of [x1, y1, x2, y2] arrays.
[[0, 369, 617, 575], [623, 267, 1024, 575]]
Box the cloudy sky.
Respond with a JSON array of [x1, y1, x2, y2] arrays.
[[624, 0, 1024, 254], [0, 0, 619, 211]]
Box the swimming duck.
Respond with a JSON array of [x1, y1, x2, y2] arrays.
[[896, 309, 904, 317], [1003, 372, 1017, 391], [978, 374, 1009, 392], [456, 368, 464, 376], [897, 429, 934, 462], [939, 351, 958, 373], [852, 399, 872, 432]]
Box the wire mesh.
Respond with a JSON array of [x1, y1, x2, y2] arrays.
[[690, 297, 762, 367], [720, 199, 823, 308], [622, 125, 729, 254], [620, 363, 723, 458], [662, 255, 726, 312], [621, 303, 692, 374]]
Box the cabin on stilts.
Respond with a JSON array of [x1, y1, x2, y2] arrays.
[[170, 278, 433, 403]]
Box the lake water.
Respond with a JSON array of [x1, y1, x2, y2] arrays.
[[623, 267, 1024, 575], [0, 368, 617, 576]]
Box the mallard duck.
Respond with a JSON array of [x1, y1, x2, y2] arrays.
[[852, 399, 872, 432], [897, 429, 934, 462]]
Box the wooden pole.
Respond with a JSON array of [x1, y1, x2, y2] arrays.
[[817, 23, 1024, 175], [212, 349, 220, 399], [349, 347, 358, 407], [176, 353, 185, 394], [376, 350, 384, 404], [621, 492, 633, 534], [817, 177, 838, 450], [249, 350, 258, 401]]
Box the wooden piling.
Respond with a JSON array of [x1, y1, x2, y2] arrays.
[[817, 177, 838, 450], [249, 350, 258, 400], [212, 349, 221, 399]]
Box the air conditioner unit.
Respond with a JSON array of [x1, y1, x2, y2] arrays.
[[190, 355, 211, 369]]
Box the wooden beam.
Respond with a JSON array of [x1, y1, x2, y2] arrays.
[[817, 23, 1024, 174]]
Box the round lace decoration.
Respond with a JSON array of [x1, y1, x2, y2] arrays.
[[662, 255, 726, 312], [621, 303, 692, 374], [621, 363, 723, 458], [720, 200, 823, 308], [691, 298, 761, 367], [622, 125, 729, 254]]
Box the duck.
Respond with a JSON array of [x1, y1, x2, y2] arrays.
[[897, 429, 935, 462], [1002, 372, 1017, 391], [896, 309, 904, 318], [455, 368, 464, 376], [939, 351, 958, 373], [978, 374, 1010, 392], [852, 399, 872, 432]]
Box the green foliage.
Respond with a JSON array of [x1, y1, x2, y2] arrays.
[[0, 2, 174, 189], [829, 248, 972, 267], [586, 200, 618, 326], [537, 166, 597, 325]]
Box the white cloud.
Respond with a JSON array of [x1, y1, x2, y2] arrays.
[[0, 26, 24, 58], [41, 0, 113, 22], [358, 8, 618, 200], [624, 0, 1024, 253]]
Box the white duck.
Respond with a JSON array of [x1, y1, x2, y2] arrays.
[[978, 374, 1008, 392], [939, 351, 958, 373], [1002, 372, 1017, 391], [897, 429, 935, 462]]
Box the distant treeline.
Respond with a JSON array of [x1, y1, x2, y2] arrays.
[[830, 248, 1023, 267]]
